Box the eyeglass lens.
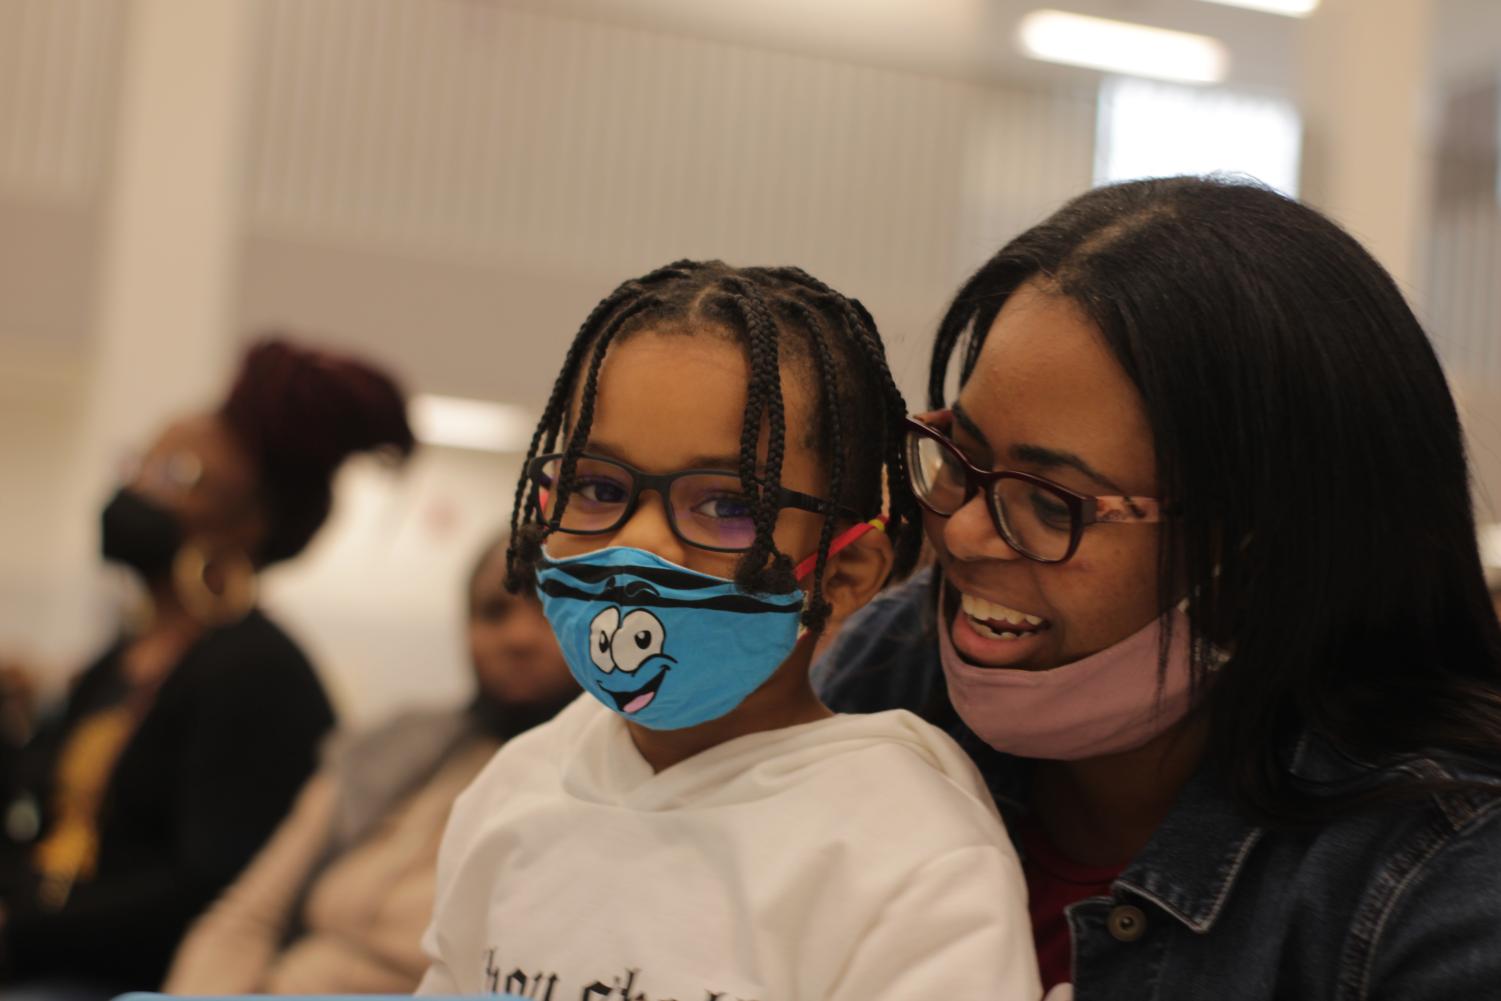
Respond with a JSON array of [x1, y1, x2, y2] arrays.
[[904, 428, 1076, 561], [535, 456, 760, 551]]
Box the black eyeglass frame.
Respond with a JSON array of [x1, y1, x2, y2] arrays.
[[527, 452, 859, 554], [903, 413, 1165, 565]]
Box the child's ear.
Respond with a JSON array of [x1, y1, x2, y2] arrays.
[[816, 526, 895, 632]]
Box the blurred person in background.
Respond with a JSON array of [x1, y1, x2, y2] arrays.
[[163, 532, 577, 995], [0, 338, 413, 995]]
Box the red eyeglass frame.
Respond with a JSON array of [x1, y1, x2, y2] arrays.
[[904, 411, 1167, 564]]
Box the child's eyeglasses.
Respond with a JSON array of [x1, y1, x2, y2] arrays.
[[904, 412, 1166, 564], [528, 453, 854, 554]]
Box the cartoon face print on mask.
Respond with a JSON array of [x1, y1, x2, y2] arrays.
[[537, 546, 804, 730], [588, 607, 670, 712]]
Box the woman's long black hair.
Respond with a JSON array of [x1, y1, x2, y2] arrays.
[[932, 176, 1501, 821], [505, 260, 921, 634]]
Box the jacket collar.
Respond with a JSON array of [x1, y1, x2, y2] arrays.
[[1112, 752, 1267, 933], [1110, 730, 1400, 933], [978, 735, 1268, 934]]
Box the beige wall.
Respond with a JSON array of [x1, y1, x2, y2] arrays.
[[1299, 0, 1436, 298], [0, 0, 1096, 723], [2, 0, 1497, 717]]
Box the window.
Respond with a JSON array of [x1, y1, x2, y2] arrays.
[[1095, 76, 1302, 196]]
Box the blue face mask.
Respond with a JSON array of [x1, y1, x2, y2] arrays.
[[535, 546, 805, 731]]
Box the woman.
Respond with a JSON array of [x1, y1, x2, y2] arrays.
[[163, 533, 578, 994], [815, 176, 1501, 999], [0, 338, 413, 991]]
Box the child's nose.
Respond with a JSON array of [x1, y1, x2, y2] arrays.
[[611, 489, 690, 565]]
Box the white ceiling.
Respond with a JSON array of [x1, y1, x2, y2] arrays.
[[520, 0, 1303, 94]]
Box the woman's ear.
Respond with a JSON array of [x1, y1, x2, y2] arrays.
[[817, 526, 895, 633]]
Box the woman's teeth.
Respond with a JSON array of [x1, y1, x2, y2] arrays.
[[959, 592, 1045, 640]]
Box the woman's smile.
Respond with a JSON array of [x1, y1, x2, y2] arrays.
[[942, 578, 1054, 668]]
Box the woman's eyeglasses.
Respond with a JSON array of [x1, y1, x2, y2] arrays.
[[903, 412, 1165, 564], [528, 453, 852, 554]]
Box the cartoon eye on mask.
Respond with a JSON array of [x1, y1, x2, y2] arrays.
[[590, 607, 621, 672], [587, 606, 668, 674], [611, 609, 665, 672]]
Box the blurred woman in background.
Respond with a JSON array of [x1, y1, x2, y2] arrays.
[[164, 532, 577, 994], [0, 338, 413, 993]]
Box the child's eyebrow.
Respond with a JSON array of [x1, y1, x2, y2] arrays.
[[684, 455, 750, 472]]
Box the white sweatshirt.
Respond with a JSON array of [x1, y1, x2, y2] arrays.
[[419, 695, 1040, 1001]]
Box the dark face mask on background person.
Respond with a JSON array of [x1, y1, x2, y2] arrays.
[[100, 488, 183, 580]]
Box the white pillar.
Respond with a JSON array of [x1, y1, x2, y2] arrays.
[[41, 0, 255, 670], [1298, 0, 1436, 301]]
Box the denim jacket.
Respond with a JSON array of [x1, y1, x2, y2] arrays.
[[813, 568, 1501, 1000]]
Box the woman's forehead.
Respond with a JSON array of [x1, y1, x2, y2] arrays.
[[961, 286, 1155, 485]]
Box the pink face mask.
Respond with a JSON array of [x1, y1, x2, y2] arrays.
[[937, 583, 1203, 760]]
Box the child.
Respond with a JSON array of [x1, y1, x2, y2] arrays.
[[418, 261, 1040, 1001]]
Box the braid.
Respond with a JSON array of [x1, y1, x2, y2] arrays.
[[780, 298, 843, 632], [826, 294, 920, 580], [504, 262, 700, 591], [551, 296, 660, 532], [507, 259, 920, 630], [731, 296, 769, 553], [723, 282, 795, 594], [761, 266, 922, 582], [848, 304, 922, 581], [505, 286, 632, 587]]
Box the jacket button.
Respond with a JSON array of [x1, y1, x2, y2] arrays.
[[1107, 904, 1147, 943]]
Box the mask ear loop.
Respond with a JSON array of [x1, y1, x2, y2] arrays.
[[537, 488, 556, 537], [793, 515, 889, 583]]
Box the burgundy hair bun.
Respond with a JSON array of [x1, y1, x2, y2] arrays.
[[221, 337, 415, 474], [220, 336, 416, 564]]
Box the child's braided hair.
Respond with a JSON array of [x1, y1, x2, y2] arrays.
[[505, 260, 920, 634]]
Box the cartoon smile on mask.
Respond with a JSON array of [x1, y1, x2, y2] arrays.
[[588, 606, 676, 715], [535, 547, 805, 731]]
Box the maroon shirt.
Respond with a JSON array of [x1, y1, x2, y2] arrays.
[[1019, 819, 1127, 992]]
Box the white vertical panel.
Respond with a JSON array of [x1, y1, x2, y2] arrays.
[[957, 82, 1098, 273], [0, 0, 125, 201], [223, 0, 1096, 718], [1426, 74, 1501, 383], [245, 0, 1095, 298], [1431, 201, 1501, 378], [1426, 76, 1501, 527]]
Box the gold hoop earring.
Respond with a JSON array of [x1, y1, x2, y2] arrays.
[[173, 543, 258, 627]]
